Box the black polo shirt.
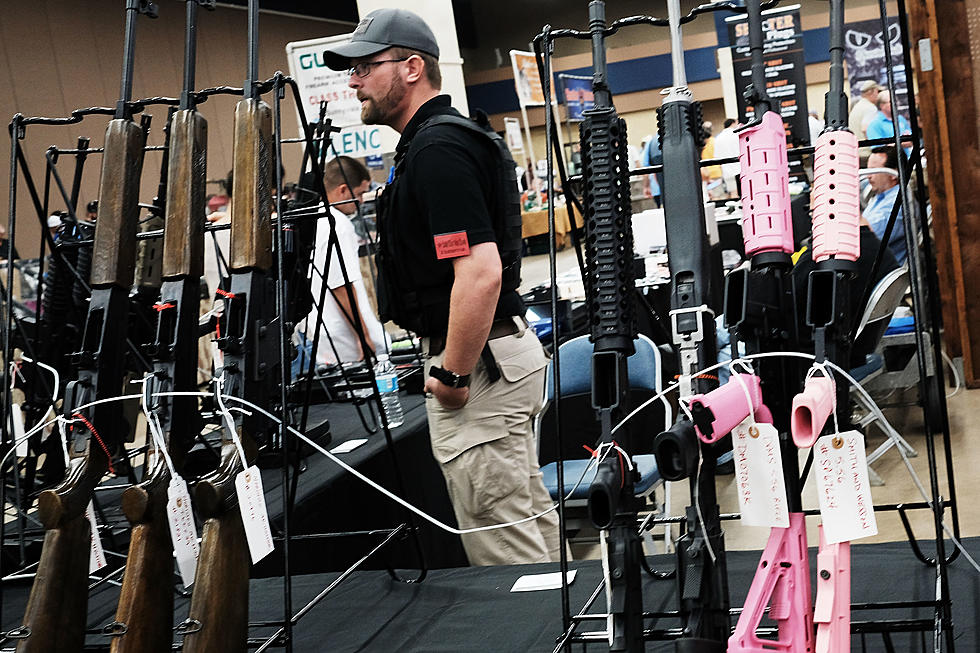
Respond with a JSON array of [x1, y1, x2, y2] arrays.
[[378, 95, 523, 336]]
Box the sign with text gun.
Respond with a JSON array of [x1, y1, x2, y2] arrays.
[[286, 34, 400, 156]]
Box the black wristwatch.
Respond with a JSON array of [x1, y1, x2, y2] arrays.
[[429, 365, 470, 388]]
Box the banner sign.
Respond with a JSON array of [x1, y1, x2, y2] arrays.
[[503, 117, 524, 152], [558, 74, 594, 122], [285, 34, 400, 158], [726, 5, 809, 147], [510, 50, 546, 107], [843, 17, 909, 122]]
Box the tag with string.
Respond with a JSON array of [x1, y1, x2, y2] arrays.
[[140, 376, 200, 585], [10, 403, 27, 457], [86, 501, 107, 573], [814, 429, 877, 543], [727, 363, 788, 527], [213, 375, 274, 563]]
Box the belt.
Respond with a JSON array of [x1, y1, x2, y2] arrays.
[[427, 317, 523, 357]]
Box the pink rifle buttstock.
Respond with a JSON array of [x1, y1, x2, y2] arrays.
[[738, 111, 794, 256], [815, 526, 851, 653], [729, 512, 815, 652]]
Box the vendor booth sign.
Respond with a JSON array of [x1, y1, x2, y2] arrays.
[[286, 34, 400, 158]]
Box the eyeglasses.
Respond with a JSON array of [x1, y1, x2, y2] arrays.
[[347, 58, 409, 79]]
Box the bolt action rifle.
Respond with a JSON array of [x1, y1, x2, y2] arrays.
[[108, 2, 213, 651], [180, 0, 278, 649], [650, 1, 729, 650], [720, 0, 817, 650], [14, 2, 158, 651], [576, 3, 643, 651]]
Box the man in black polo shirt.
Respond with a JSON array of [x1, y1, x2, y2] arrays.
[[324, 8, 560, 566]]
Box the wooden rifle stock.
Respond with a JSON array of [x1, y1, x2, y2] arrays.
[[111, 109, 209, 652], [18, 114, 149, 653], [182, 77, 274, 653]]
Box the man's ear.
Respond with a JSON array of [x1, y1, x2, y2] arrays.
[[404, 54, 426, 84]]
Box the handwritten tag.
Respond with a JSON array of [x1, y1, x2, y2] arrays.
[[10, 403, 27, 457], [236, 465, 274, 564], [86, 501, 107, 573], [732, 420, 789, 528], [167, 476, 200, 586], [814, 430, 878, 544]]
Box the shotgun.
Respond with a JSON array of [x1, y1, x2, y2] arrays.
[[181, 0, 277, 649], [15, 2, 158, 651], [576, 3, 643, 651], [109, 3, 213, 651], [651, 0, 730, 649]]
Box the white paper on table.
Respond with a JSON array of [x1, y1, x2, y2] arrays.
[[510, 569, 577, 592]]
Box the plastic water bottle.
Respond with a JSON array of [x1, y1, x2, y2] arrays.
[[374, 354, 403, 428]]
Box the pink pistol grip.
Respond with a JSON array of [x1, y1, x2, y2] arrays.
[[729, 512, 815, 653], [791, 375, 836, 448], [811, 130, 861, 263], [738, 111, 794, 256], [690, 373, 765, 444]]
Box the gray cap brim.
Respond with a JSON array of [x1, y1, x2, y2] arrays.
[[323, 41, 391, 71]]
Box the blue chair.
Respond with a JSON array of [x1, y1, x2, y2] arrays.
[[536, 334, 674, 551]]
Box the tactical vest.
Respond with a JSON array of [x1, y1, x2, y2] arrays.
[[375, 112, 524, 336]]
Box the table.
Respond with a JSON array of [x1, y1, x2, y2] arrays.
[[521, 204, 581, 249]]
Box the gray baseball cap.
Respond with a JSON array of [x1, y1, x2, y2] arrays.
[[323, 9, 440, 71]]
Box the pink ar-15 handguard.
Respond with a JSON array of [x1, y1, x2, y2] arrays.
[[810, 130, 861, 263], [688, 373, 771, 444], [729, 511, 815, 653], [739, 110, 794, 257]]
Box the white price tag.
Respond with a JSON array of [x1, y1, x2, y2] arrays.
[[235, 465, 274, 564], [814, 430, 878, 544], [86, 501, 107, 573], [732, 420, 789, 528], [166, 476, 200, 586], [11, 404, 27, 457]]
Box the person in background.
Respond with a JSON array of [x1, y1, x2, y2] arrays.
[[700, 121, 723, 199], [866, 92, 911, 144], [324, 7, 560, 566], [640, 133, 662, 207], [848, 80, 880, 139], [863, 145, 908, 265], [808, 109, 824, 144], [713, 118, 740, 198], [295, 156, 388, 375]]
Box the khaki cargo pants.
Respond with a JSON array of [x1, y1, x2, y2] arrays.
[[424, 327, 562, 566]]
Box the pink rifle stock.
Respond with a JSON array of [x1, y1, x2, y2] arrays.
[[729, 512, 815, 653]]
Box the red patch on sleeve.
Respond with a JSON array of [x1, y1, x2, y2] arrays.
[[433, 231, 471, 259]]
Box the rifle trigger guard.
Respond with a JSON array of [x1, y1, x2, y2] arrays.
[[175, 618, 202, 635], [103, 621, 128, 636], [5, 626, 30, 639]]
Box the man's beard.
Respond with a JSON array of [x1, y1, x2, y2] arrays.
[[360, 76, 405, 125]]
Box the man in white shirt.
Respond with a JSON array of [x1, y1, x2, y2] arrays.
[[297, 156, 388, 373], [713, 118, 740, 198], [848, 80, 879, 139]]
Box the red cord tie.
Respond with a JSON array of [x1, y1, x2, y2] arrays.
[[71, 413, 114, 475], [152, 302, 176, 312], [215, 288, 236, 299]]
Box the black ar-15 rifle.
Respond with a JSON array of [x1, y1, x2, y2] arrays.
[[15, 2, 158, 651], [651, 0, 730, 650], [181, 0, 278, 650], [109, 2, 213, 651], [577, 3, 643, 651]]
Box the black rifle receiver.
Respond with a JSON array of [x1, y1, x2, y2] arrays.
[[579, 3, 643, 651]]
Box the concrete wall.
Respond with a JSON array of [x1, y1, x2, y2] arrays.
[[1, 0, 353, 254]]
